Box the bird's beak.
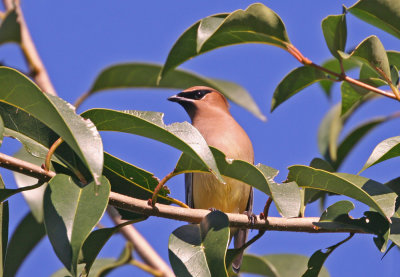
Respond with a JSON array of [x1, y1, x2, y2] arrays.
[[168, 94, 189, 103]]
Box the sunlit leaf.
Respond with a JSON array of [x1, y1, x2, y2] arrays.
[[44, 175, 110, 276], [0, 67, 103, 184], [361, 136, 400, 172], [174, 147, 301, 218], [169, 210, 230, 277], [81, 63, 265, 120], [339, 36, 391, 80], [82, 108, 223, 182], [348, 0, 400, 39], [0, 9, 21, 45], [287, 166, 396, 221], [271, 66, 331, 111], [13, 147, 47, 222], [4, 212, 45, 277], [159, 3, 290, 81], [322, 13, 347, 59]]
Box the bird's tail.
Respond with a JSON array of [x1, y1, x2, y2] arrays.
[[232, 227, 248, 273]]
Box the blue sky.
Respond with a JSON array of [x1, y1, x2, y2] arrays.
[[1, 1, 400, 276]]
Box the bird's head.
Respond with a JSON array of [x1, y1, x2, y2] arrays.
[[168, 86, 229, 120]]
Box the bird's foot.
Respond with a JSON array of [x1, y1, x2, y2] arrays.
[[208, 207, 219, 212], [244, 211, 257, 226]]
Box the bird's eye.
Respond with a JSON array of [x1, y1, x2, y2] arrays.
[[194, 91, 204, 100]]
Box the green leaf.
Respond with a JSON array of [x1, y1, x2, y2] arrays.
[[287, 165, 396, 221], [0, 67, 103, 184], [348, 0, 400, 39], [340, 82, 368, 116], [169, 210, 230, 277], [13, 147, 47, 222], [0, 115, 3, 147], [319, 58, 360, 97], [159, 3, 290, 81], [271, 66, 331, 111], [361, 136, 400, 172], [4, 212, 45, 277], [334, 116, 391, 170], [315, 200, 390, 252], [43, 175, 110, 276], [387, 51, 400, 69], [82, 63, 265, 120], [240, 254, 330, 277], [0, 181, 44, 203], [79, 220, 140, 277], [302, 233, 354, 277], [52, 259, 115, 277], [0, 175, 7, 277], [318, 104, 342, 162], [390, 65, 399, 85], [175, 147, 301, 218], [339, 36, 391, 80], [321, 13, 347, 59], [0, 9, 21, 45], [82, 108, 223, 183]]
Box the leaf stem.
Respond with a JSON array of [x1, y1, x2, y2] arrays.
[[286, 44, 399, 100], [74, 91, 90, 109], [130, 260, 164, 277], [150, 171, 179, 207]]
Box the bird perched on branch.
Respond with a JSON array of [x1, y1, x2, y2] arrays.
[[168, 86, 254, 272]]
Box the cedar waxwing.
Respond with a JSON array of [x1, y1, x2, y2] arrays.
[[168, 86, 254, 272]]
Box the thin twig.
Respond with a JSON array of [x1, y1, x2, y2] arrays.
[[3, 0, 57, 95], [107, 207, 175, 277], [286, 44, 399, 100], [0, 151, 372, 234]]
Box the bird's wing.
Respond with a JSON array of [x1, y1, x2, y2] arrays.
[[185, 173, 194, 208], [232, 187, 253, 273]]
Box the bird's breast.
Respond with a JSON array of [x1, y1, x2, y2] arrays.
[[192, 173, 250, 213]]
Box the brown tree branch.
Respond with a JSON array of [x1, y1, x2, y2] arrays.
[[286, 44, 399, 100], [3, 0, 57, 95], [0, 152, 370, 234], [107, 207, 175, 277]]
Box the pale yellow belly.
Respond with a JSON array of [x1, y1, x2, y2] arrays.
[[192, 172, 250, 214]]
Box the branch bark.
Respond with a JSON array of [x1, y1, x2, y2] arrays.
[[0, 152, 370, 234], [3, 0, 57, 95]]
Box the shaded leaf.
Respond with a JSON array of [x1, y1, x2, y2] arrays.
[[4, 212, 45, 277], [287, 165, 396, 221], [339, 36, 391, 80], [334, 116, 391, 170], [315, 200, 390, 252], [318, 104, 342, 162], [390, 65, 399, 86], [175, 147, 301, 217], [322, 13, 347, 59], [271, 66, 331, 111], [302, 233, 354, 277], [159, 3, 290, 81], [361, 136, 400, 172], [0, 67, 103, 184], [348, 0, 400, 39], [0, 9, 21, 45], [0, 181, 44, 203], [340, 82, 368, 116], [169, 210, 230, 277], [387, 51, 400, 69], [239, 254, 330, 277], [79, 220, 140, 277], [0, 115, 3, 147], [0, 175, 7, 277], [44, 175, 110, 276], [83, 63, 265, 120], [82, 108, 223, 182]]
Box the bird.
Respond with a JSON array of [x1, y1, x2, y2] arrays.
[[168, 86, 254, 272]]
